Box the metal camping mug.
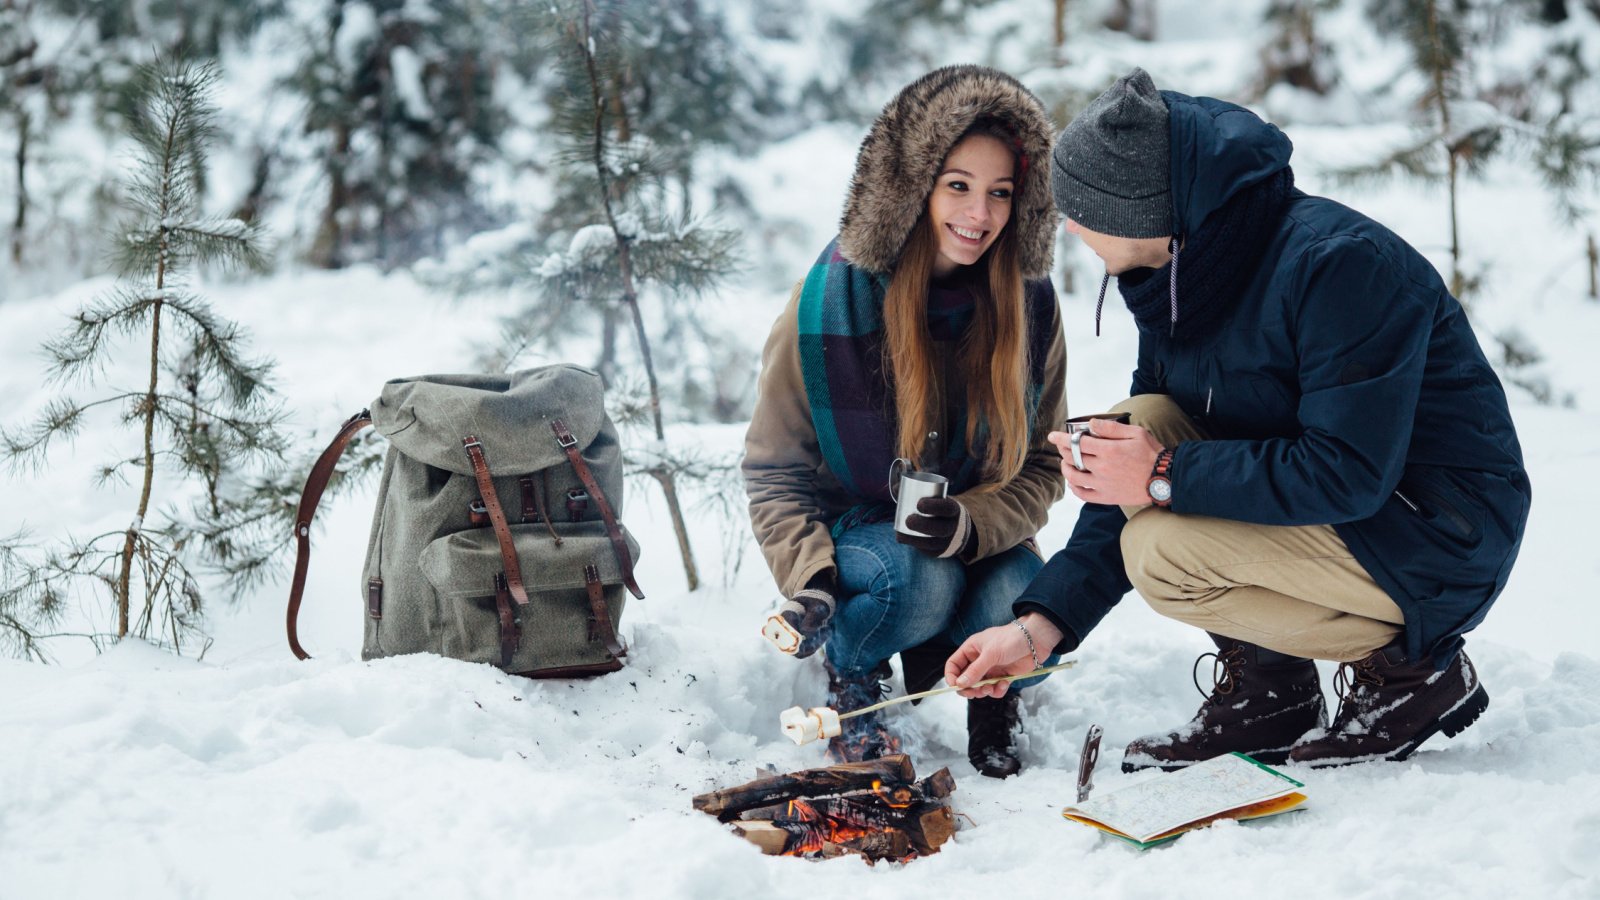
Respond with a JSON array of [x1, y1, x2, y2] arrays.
[[1062, 412, 1132, 472], [889, 458, 949, 538]]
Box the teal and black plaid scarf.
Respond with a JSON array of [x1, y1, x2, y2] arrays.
[[797, 238, 1056, 530]]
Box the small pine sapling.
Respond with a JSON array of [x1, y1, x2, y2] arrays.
[[0, 59, 282, 657]]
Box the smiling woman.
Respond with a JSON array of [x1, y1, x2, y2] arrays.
[[929, 133, 1015, 276], [741, 66, 1068, 779]]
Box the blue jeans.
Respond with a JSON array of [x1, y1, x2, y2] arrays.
[[827, 522, 1057, 690]]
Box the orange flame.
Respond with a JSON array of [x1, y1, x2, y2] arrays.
[[871, 779, 914, 810], [777, 799, 878, 857]]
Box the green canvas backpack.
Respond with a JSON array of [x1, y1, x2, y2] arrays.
[[286, 365, 642, 677]]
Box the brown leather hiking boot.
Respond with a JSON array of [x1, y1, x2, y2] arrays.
[[967, 693, 1023, 779], [1122, 634, 1327, 773], [1288, 643, 1489, 768], [823, 658, 901, 763]]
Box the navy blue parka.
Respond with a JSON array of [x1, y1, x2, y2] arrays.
[[1016, 91, 1532, 668]]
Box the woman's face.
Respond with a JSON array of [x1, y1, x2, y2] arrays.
[[927, 134, 1014, 277]]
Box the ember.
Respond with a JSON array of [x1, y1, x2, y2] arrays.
[[692, 755, 957, 863]]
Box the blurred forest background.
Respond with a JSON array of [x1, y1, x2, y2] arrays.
[[2, 0, 1599, 658]]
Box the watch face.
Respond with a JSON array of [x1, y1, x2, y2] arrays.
[[1149, 477, 1173, 503]]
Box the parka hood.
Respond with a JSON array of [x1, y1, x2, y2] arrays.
[[1162, 91, 1294, 238], [838, 65, 1059, 278]]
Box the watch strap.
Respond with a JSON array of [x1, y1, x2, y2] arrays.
[[1148, 447, 1176, 508]]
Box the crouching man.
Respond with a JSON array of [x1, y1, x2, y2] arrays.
[[944, 68, 1531, 770]]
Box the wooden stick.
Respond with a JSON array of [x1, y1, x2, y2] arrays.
[[839, 660, 1076, 720]]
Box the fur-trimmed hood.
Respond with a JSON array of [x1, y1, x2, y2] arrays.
[[838, 65, 1059, 279]]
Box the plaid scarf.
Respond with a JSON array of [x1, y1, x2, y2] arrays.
[[798, 238, 1055, 528]]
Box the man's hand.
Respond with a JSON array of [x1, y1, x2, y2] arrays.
[[943, 613, 1065, 698], [1047, 418, 1164, 507]]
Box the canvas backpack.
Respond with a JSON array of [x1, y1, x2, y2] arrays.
[[286, 365, 643, 677]]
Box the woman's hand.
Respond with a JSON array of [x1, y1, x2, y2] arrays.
[[943, 613, 1064, 698], [1046, 418, 1164, 507]]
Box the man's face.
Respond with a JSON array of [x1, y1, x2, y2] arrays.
[[1065, 218, 1172, 275]]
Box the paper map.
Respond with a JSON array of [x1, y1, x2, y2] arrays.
[[1061, 753, 1305, 844]]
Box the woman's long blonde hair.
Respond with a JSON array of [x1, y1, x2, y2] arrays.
[[882, 128, 1031, 492]]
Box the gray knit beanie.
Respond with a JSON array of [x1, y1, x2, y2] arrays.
[[1050, 67, 1173, 238]]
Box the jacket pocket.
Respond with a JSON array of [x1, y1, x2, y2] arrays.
[[1397, 466, 1483, 546]]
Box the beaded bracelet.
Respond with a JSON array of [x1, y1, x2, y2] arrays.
[[1014, 619, 1042, 670]]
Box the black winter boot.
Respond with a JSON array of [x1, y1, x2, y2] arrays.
[[823, 658, 900, 763], [967, 693, 1023, 778], [1122, 634, 1327, 773], [1288, 642, 1488, 768]]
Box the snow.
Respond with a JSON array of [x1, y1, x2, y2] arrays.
[[389, 45, 435, 121], [4, 1, 1600, 898]]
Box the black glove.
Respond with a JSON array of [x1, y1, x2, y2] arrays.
[[896, 496, 973, 558], [761, 572, 836, 658]]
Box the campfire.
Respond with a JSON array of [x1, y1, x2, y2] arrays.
[[692, 755, 956, 862]]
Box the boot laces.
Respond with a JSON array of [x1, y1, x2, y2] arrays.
[[1192, 646, 1246, 704], [1330, 657, 1385, 725], [829, 667, 892, 711]]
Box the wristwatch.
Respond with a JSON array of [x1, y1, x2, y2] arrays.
[[1147, 447, 1175, 508]]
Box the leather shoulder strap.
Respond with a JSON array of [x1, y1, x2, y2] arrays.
[[584, 564, 626, 660], [288, 410, 374, 661], [552, 419, 644, 599]]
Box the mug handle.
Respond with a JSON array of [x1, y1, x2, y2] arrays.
[[888, 457, 911, 502]]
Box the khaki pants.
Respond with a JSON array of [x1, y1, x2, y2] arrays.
[[1111, 394, 1403, 662]]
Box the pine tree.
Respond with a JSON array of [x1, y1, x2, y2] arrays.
[[440, 0, 769, 591], [1333, 1, 1600, 407], [0, 58, 282, 657], [3, 1, 286, 274], [1255, 0, 1339, 98], [1104, 0, 1157, 40], [1335, 0, 1600, 302], [286, 0, 509, 270]]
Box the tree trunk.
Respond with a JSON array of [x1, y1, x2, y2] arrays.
[[597, 306, 619, 385], [1587, 232, 1597, 300], [647, 465, 699, 591], [309, 122, 351, 268], [579, 0, 699, 590], [1052, 0, 1068, 65], [119, 242, 168, 639], [11, 109, 26, 265], [1423, 1, 1464, 301]]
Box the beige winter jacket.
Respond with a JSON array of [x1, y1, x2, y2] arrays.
[[743, 284, 1069, 598]]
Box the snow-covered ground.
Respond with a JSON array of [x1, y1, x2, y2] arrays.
[[5, 2, 1600, 896]]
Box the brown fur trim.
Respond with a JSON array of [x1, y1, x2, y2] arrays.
[[838, 65, 1059, 278]]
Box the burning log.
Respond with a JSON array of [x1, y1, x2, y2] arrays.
[[692, 755, 916, 821], [694, 756, 957, 862]]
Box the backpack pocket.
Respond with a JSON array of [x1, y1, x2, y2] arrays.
[[418, 522, 639, 676]]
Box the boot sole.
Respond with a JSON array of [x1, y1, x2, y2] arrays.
[[1298, 683, 1490, 769]]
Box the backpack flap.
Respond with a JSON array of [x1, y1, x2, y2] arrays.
[[417, 522, 639, 676], [372, 366, 606, 477]]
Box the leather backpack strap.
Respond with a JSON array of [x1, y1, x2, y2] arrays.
[[551, 419, 644, 600], [584, 564, 627, 660], [462, 436, 531, 607], [288, 410, 374, 661], [493, 573, 518, 669]]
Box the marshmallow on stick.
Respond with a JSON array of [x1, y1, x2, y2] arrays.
[[778, 661, 1075, 745]]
